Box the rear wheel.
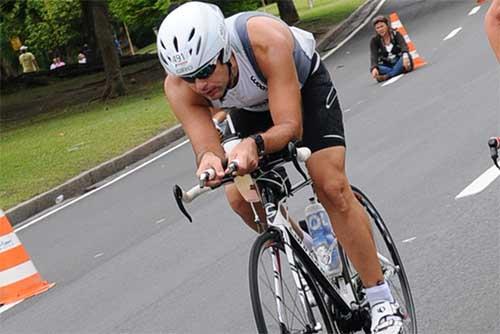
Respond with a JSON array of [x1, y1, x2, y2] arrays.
[[249, 229, 335, 333]]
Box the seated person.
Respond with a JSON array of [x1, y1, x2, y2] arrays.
[[370, 15, 412, 82], [50, 57, 66, 70], [77, 52, 87, 64]]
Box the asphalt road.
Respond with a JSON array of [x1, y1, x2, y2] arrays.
[[1, 1, 499, 333]]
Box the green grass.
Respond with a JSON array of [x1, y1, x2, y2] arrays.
[[137, 43, 157, 55], [261, 0, 365, 33], [0, 82, 176, 210]]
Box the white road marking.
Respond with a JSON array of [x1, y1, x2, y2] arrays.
[[0, 300, 23, 315], [468, 6, 481, 16], [344, 108, 351, 113], [155, 218, 166, 224], [322, 0, 388, 60], [381, 74, 404, 86], [94, 252, 104, 258], [443, 27, 462, 41], [456, 166, 500, 199], [14, 139, 190, 233], [402, 237, 417, 243]]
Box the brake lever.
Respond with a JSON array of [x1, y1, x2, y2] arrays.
[[488, 137, 500, 169], [173, 185, 192, 223], [288, 142, 308, 181]]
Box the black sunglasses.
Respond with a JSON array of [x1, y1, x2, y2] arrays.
[[180, 55, 219, 83]]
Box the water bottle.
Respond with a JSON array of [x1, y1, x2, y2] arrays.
[[319, 205, 342, 277], [304, 197, 342, 278]]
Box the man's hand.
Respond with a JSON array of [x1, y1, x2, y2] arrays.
[[226, 138, 259, 175], [371, 68, 379, 79], [196, 152, 225, 187]]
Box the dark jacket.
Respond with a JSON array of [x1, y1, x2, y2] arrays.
[[370, 29, 412, 71]]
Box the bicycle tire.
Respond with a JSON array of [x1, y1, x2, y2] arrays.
[[348, 186, 417, 333], [249, 229, 335, 334]]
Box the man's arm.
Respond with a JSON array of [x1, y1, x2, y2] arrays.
[[485, 0, 500, 62], [248, 16, 303, 154], [164, 76, 225, 166], [32, 57, 39, 71]]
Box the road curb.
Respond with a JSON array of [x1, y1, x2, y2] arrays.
[[316, 0, 381, 53], [5, 0, 383, 226], [6, 125, 185, 226]]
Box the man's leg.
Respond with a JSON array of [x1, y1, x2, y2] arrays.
[[225, 183, 309, 242], [305, 146, 384, 288], [225, 184, 266, 233]]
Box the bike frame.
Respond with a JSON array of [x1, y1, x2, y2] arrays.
[[256, 176, 355, 329]]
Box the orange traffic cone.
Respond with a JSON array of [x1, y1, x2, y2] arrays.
[[476, 0, 487, 4], [0, 209, 55, 305], [389, 13, 427, 69]]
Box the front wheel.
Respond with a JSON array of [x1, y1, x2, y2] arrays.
[[249, 229, 335, 333], [344, 186, 417, 333]]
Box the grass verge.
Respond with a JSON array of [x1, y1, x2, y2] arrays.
[[262, 0, 365, 34], [0, 82, 175, 210]]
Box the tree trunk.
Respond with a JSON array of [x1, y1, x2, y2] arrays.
[[0, 56, 18, 80], [277, 0, 300, 25], [81, 0, 98, 63], [89, 0, 126, 99]]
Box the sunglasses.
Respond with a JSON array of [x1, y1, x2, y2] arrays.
[[180, 54, 219, 83]]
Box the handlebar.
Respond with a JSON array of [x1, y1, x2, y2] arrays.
[[173, 144, 311, 222], [488, 137, 500, 169]]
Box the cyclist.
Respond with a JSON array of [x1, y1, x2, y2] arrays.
[[158, 2, 404, 332], [485, 0, 500, 62]]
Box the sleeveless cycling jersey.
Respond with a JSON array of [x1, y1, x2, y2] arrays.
[[211, 12, 317, 112]]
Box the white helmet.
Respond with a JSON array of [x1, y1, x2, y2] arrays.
[[157, 1, 231, 77]]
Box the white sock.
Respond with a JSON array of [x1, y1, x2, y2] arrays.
[[365, 281, 394, 306], [302, 232, 314, 251]]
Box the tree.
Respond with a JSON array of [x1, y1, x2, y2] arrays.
[[277, 0, 299, 25], [88, 0, 126, 99], [0, 0, 83, 70], [108, 0, 169, 50]]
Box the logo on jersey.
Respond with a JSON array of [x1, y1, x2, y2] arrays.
[[250, 75, 267, 91]]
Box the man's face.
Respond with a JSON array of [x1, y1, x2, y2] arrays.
[[375, 22, 389, 37], [185, 60, 229, 100]]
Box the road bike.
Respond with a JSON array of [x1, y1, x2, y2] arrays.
[[173, 140, 417, 333]]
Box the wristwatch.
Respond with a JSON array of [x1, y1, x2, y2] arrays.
[[250, 134, 265, 157]]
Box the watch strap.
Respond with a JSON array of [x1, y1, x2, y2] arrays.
[[250, 134, 265, 157]]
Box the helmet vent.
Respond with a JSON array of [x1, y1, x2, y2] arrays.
[[196, 36, 202, 55], [160, 39, 166, 50], [189, 49, 192, 55], [188, 28, 196, 42], [173, 37, 179, 52], [160, 53, 168, 65]]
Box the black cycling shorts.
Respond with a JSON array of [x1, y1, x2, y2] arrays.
[[227, 59, 345, 153]]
